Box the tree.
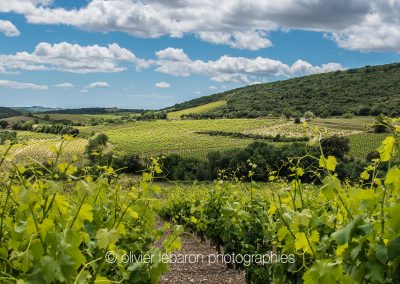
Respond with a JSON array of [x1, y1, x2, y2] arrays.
[[0, 120, 9, 129], [304, 111, 315, 120], [373, 115, 388, 133], [320, 135, 350, 159]]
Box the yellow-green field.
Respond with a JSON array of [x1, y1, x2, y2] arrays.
[[1, 116, 387, 162], [33, 113, 135, 122], [79, 118, 282, 157], [167, 101, 226, 119], [0, 138, 88, 166], [348, 133, 388, 159]]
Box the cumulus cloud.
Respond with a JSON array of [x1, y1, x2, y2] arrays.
[[54, 82, 74, 88], [0, 42, 140, 73], [154, 47, 344, 83], [155, 82, 171, 88], [85, 81, 110, 89], [0, 20, 20, 36], [0, 79, 48, 90], [0, 0, 399, 52]]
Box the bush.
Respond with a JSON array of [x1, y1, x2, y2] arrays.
[[160, 154, 211, 181], [114, 154, 144, 174], [342, 112, 354, 119], [373, 115, 388, 133], [0, 120, 9, 129], [320, 135, 350, 159], [304, 111, 315, 120], [0, 131, 17, 144], [85, 133, 110, 163]]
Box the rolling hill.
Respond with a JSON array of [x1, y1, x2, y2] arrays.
[[0, 107, 21, 119], [44, 107, 146, 115], [167, 62, 400, 118]]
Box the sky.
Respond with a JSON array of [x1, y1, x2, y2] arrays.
[[0, 0, 400, 109]]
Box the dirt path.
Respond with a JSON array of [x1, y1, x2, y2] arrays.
[[159, 232, 245, 284]]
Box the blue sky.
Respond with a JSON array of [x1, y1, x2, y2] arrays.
[[0, 0, 400, 109]]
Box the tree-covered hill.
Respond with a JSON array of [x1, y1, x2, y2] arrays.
[[168, 62, 400, 118], [0, 107, 21, 119]]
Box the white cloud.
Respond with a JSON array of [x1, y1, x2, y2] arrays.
[[0, 42, 140, 73], [0, 79, 48, 90], [0, 20, 20, 36], [1, 0, 399, 52], [54, 82, 74, 89], [208, 86, 217, 90], [80, 89, 88, 93], [198, 30, 272, 50], [155, 81, 171, 88], [85, 81, 110, 89], [155, 47, 344, 83]]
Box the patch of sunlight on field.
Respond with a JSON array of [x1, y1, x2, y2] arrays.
[[168, 101, 227, 119], [0, 138, 88, 166]]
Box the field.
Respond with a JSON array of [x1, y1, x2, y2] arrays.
[[0, 115, 398, 283], [79, 118, 283, 157], [167, 101, 227, 119], [348, 132, 388, 159], [1, 116, 386, 162], [0, 138, 88, 166]]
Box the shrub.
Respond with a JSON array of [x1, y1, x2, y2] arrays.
[[0, 131, 17, 144], [320, 135, 350, 159], [0, 120, 9, 129]]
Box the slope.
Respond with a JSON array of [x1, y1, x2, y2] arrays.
[[0, 107, 22, 119], [167, 62, 400, 118]]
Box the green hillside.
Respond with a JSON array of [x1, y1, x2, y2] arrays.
[[169, 62, 400, 118], [0, 107, 21, 119]]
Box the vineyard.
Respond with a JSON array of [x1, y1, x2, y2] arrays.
[[79, 118, 282, 156], [348, 133, 389, 159], [0, 138, 88, 166], [0, 118, 399, 283], [1, 117, 387, 163], [78, 117, 381, 158]]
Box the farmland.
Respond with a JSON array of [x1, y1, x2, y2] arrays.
[[1, 116, 386, 162]]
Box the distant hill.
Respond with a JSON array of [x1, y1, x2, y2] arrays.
[[44, 107, 146, 115], [11, 106, 63, 113], [167, 62, 400, 118], [0, 107, 22, 119]]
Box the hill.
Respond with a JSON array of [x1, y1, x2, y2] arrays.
[[44, 107, 146, 115], [0, 107, 21, 119], [167, 101, 226, 119], [10, 106, 62, 113], [168, 62, 400, 118]]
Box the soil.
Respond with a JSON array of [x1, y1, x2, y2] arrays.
[[159, 232, 246, 284]]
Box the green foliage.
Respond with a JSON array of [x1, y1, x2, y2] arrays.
[[0, 107, 21, 119], [0, 131, 17, 144], [0, 142, 180, 283], [195, 130, 309, 143], [170, 62, 400, 118], [160, 117, 400, 283], [320, 135, 350, 159], [12, 121, 79, 136], [0, 120, 9, 129]]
